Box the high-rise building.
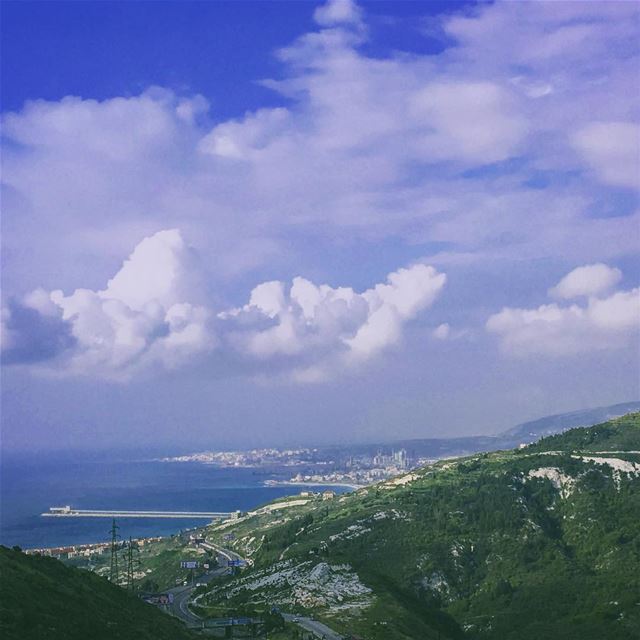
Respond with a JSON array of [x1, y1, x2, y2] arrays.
[[393, 449, 408, 469]]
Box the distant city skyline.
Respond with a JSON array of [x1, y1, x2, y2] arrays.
[[1, 0, 638, 451]]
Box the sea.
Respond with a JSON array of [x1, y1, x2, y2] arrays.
[[0, 451, 349, 550]]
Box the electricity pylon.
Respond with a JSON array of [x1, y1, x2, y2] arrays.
[[125, 536, 139, 591], [109, 518, 120, 584]]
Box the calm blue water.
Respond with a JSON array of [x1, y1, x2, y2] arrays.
[[0, 452, 346, 549]]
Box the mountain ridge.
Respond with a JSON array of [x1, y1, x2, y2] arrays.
[[336, 401, 640, 460], [195, 413, 640, 639]]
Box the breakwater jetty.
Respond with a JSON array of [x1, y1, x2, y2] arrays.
[[42, 506, 241, 520]]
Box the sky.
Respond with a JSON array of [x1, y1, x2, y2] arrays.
[[1, 0, 639, 453]]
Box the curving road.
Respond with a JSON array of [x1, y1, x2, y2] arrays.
[[282, 613, 343, 640], [166, 566, 225, 626], [201, 540, 247, 564], [167, 584, 202, 625], [164, 544, 343, 639]]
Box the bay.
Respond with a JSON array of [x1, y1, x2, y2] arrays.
[[0, 451, 348, 549]]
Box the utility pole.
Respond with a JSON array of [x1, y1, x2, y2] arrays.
[[109, 518, 120, 584]]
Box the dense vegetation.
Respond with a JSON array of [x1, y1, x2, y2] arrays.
[[523, 411, 640, 453], [5, 412, 638, 639], [0, 546, 195, 640], [199, 413, 640, 639]]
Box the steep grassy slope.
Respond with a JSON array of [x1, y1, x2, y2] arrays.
[[198, 413, 640, 640], [523, 411, 640, 453], [0, 546, 195, 640]]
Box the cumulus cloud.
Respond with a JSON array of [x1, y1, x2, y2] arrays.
[[549, 263, 622, 299], [487, 264, 639, 356], [2, 229, 446, 381], [1, 230, 212, 378], [1, 294, 76, 365], [220, 264, 446, 379], [100, 228, 205, 310]]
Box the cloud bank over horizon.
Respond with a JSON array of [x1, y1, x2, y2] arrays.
[[1, 229, 447, 381], [4, 227, 637, 381]]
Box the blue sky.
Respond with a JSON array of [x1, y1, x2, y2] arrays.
[[2, 1, 467, 115], [1, 0, 639, 452]]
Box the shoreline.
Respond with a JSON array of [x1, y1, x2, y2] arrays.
[[9, 482, 358, 552], [22, 533, 169, 556], [264, 480, 366, 490]]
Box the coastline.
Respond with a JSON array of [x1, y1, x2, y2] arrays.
[[25, 480, 358, 554], [264, 480, 366, 490], [3, 457, 345, 550]]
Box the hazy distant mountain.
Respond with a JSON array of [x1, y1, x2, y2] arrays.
[[500, 401, 640, 442], [362, 401, 640, 460]]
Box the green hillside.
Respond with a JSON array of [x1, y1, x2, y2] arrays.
[[195, 413, 640, 639], [523, 411, 640, 453], [0, 546, 195, 640]]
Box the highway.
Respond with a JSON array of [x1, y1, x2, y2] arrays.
[[164, 540, 248, 627], [283, 614, 343, 639], [200, 539, 248, 564], [164, 543, 343, 639], [166, 566, 226, 627], [167, 584, 203, 626]]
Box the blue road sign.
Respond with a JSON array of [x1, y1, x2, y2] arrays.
[[227, 559, 246, 567]]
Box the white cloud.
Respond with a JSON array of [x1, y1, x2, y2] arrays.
[[2, 1, 638, 302], [221, 264, 446, 377], [572, 122, 640, 189], [410, 82, 527, 164], [549, 263, 622, 299], [487, 265, 639, 356], [1, 230, 213, 378], [2, 1, 639, 388], [588, 288, 640, 332], [432, 323, 450, 340], [444, 2, 638, 68], [2, 229, 446, 381], [199, 107, 291, 160], [313, 0, 362, 27], [430, 322, 470, 342], [102, 229, 205, 310]]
